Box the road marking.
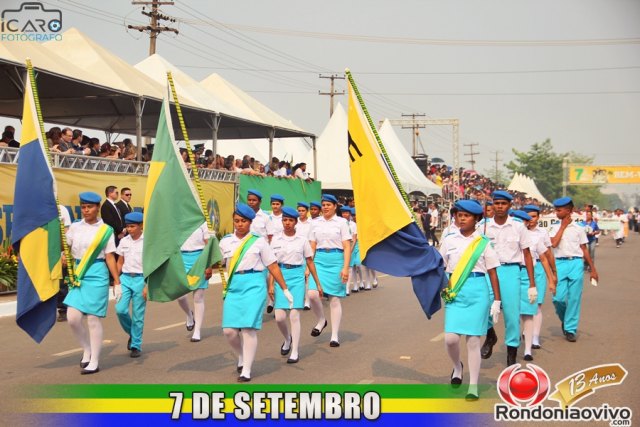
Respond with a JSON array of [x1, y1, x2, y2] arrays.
[[430, 332, 445, 342], [53, 340, 113, 356], [400, 356, 412, 360], [357, 379, 374, 384], [154, 322, 184, 331]]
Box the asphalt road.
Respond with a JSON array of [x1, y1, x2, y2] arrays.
[[1, 231, 638, 416]]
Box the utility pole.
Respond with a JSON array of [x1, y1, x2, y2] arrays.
[[464, 142, 479, 170], [491, 150, 502, 183], [128, 1, 179, 55], [319, 74, 345, 117], [401, 113, 426, 157]]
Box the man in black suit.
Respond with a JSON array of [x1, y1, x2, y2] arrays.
[[101, 185, 126, 246], [116, 187, 134, 219]]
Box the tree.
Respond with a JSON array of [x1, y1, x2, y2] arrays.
[[505, 139, 563, 200]]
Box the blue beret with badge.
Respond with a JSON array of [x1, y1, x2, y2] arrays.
[[523, 204, 541, 213], [124, 212, 143, 224], [553, 197, 573, 207], [511, 210, 532, 221], [322, 194, 338, 204], [351, 208, 356, 216], [270, 194, 284, 203], [235, 203, 256, 220], [310, 201, 321, 209], [492, 190, 513, 201], [247, 189, 262, 199], [297, 202, 310, 209], [454, 199, 484, 215], [79, 191, 101, 204], [282, 206, 299, 219]]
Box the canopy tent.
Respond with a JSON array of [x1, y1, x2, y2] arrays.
[[215, 137, 313, 167], [378, 119, 442, 196], [507, 172, 552, 205], [0, 28, 314, 142]]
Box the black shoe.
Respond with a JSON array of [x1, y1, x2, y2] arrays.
[[186, 311, 195, 332], [190, 338, 201, 342], [329, 340, 340, 347], [481, 328, 497, 360], [237, 375, 251, 383], [80, 360, 90, 369], [465, 393, 479, 401], [351, 288, 359, 293], [127, 336, 132, 351], [532, 344, 541, 350], [81, 366, 100, 375], [280, 336, 292, 356], [507, 346, 517, 366], [566, 333, 577, 342], [57, 312, 67, 322], [130, 348, 141, 358], [450, 362, 463, 388], [311, 320, 328, 337], [287, 357, 299, 364], [266, 305, 274, 314], [236, 365, 243, 373], [303, 306, 311, 311], [561, 322, 567, 336], [524, 354, 533, 361]]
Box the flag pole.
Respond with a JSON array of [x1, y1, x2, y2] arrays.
[[345, 69, 419, 224], [166, 72, 228, 294], [26, 59, 78, 287]]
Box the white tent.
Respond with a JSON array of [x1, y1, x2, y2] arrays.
[[378, 119, 442, 196], [508, 172, 552, 205], [305, 103, 351, 189]]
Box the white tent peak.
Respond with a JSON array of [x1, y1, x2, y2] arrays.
[[508, 172, 552, 205]]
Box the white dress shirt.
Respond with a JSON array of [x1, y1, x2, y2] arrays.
[[309, 215, 352, 249], [483, 217, 533, 264], [549, 222, 588, 257], [270, 233, 313, 265], [116, 233, 144, 273], [219, 233, 277, 272], [439, 230, 501, 274], [67, 219, 117, 259], [181, 222, 209, 251]]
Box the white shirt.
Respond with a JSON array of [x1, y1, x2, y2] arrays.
[[266, 213, 284, 236], [441, 223, 459, 240], [526, 229, 549, 262], [549, 221, 588, 257], [270, 233, 313, 265], [67, 219, 117, 260], [309, 215, 351, 249], [59, 205, 71, 228], [614, 214, 628, 239], [430, 208, 439, 227], [294, 168, 308, 179], [295, 219, 312, 239], [250, 209, 269, 238], [116, 233, 144, 274], [219, 233, 277, 272], [439, 230, 501, 274], [181, 222, 209, 251], [483, 217, 533, 264], [348, 220, 358, 236]]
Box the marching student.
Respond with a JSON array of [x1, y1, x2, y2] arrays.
[[64, 192, 119, 374], [352, 208, 378, 289], [549, 197, 598, 342], [480, 191, 536, 366], [522, 205, 557, 351], [340, 207, 363, 294], [296, 202, 313, 310], [219, 204, 293, 382], [439, 200, 502, 401], [115, 212, 146, 358], [246, 189, 270, 238], [269, 207, 323, 364], [309, 201, 322, 220], [266, 194, 286, 313], [307, 194, 352, 347]]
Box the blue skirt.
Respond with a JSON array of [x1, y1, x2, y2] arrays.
[[309, 250, 345, 298], [445, 275, 490, 336], [534, 262, 547, 304], [520, 267, 537, 316], [350, 241, 362, 267], [64, 260, 110, 317], [182, 250, 208, 290], [222, 270, 268, 329], [275, 267, 305, 310]]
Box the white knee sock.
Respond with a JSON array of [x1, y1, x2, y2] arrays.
[[308, 290, 326, 329], [240, 329, 258, 378], [86, 315, 103, 370], [522, 316, 533, 355], [177, 295, 194, 324], [444, 333, 462, 377], [192, 289, 205, 340], [329, 297, 342, 342], [223, 328, 243, 368], [533, 306, 542, 345], [67, 308, 90, 362], [290, 310, 301, 359], [466, 336, 481, 390]]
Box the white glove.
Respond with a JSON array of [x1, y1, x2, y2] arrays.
[[528, 287, 538, 304], [490, 300, 501, 325], [113, 284, 122, 302], [283, 289, 294, 309]]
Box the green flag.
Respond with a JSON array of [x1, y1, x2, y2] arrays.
[[143, 94, 222, 302]]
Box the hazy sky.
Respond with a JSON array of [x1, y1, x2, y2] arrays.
[[4, 0, 640, 183]]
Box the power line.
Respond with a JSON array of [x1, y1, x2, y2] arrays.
[[464, 142, 480, 170], [128, 1, 179, 55], [319, 74, 345, 117]]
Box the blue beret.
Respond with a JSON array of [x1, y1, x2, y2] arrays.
[[340, 205, 351, 213], [79, 191, 101, 204], [310, 201, 321, 209], [351, 208, 356, 216], [454, 199, 483, 215], [486, 201, 493, 206], [492, 190, 513, 201], [511, 210, 532, 222], [247, 189, 262, 199], [281, 206, 299, 219], [553, 197, 573, 207], [523, 204, 540, 213], [322, 194, 338, 204], [270, 194, 284, 203], [234, 203, 256, 220], [297, 202, 310, 209], [124, 212, 143, 224]]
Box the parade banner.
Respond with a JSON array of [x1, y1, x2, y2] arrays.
[[0, 165, 235, 245], [537, 214, 622, 232], [238, 175, 321, 211], [569, 165, 640, 185]]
